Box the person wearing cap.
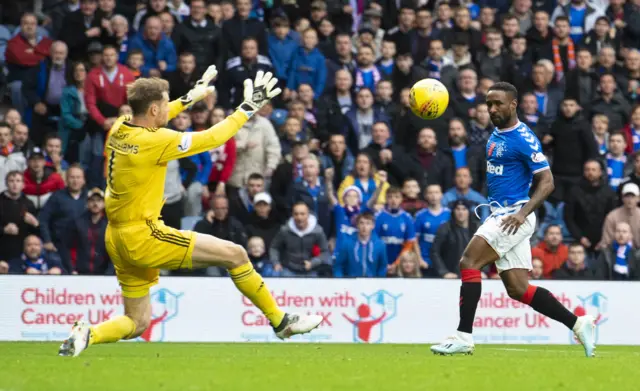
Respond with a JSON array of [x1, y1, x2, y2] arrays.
[[431, 199, 480, 278], [600, 182, 640, 248], [23, 147, 66, 211], [65, 187, 113, 275], [246, 191, 281, 249], [618, 151, 640, 201], [58, 0, 103, 62]]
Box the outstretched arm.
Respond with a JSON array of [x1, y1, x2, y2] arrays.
[[167, 65, 219, 121]]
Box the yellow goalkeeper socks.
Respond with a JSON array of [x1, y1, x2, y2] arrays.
[[229, 262, 285, 328], [89, 315, 137, 345]]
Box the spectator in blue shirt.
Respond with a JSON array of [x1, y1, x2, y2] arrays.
[[376, 187, 417, 271], [334, 211, 388, 277], [415, 184, 451, 276], [442, 167, 489, 222], [606, 132, 631, 191], [172, 111, 212, 217], [286, 28, 327, 99], [268, 14, 299, 88], [9, 235, 63, 275], [354, 44, 382, 91], [128, 16, 177, 77]]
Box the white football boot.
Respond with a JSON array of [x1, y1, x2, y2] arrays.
[[58, 320, 91, 357], [430, 332, 475, 355], [274, 313, 323, 340], [573, 315, 596, 357]]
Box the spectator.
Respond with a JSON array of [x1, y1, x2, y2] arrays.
[[221, 0, 268, 59], [343, 88, 390, 154], [83, 45, 134, 188], [501, 34, 533, 96], [596, 221, 640, 280], [270, 142, 308, 215], [395, 251, 423, 278], [592, 114, 609, 156], [207, 124, 237, 198], [564, 47, 598, 108], [446, 119, 485, 191], [268, 14, 299, 88], [23, 147, 66, 210], [450, 69, 481, 123], [228, 172, 265, 225], [531, 256, 544, 280], [168, 0, 190, 17], [247, 236, 277, 277], [510, 0, 533, 34], [37, 164, 86, 272], [550, 0, 603, 44], [333, 211, 387, 278], [337, 152, 389, 209], [353, 44, 380, 92], [44, 134, 70, 176], [552, 242, 600, 280], [59, 61, 88, 161], [431, 200, 479, 278], [172, 112, 211, 217], [316, 70, 353, 137], [245, 192, 281, 250], [10, 123, 33, 158], [269, 201, 330, 277], [289, 156, 331, 236], [565, 159, 617, 252], [325, 32, 357, 92], [476, 28, 507, 82], [5, 13, 53, 114], [619, 152, 640, 199], [220, 37, 274, 109], [163, 157, 196, 229], [518, 93, 543, 137], [194, 195, 247, 247], [129, 16, 177, 77], [133, 0, 180, 32], [390, 52, 429, 101], [174, 0, 221, 74], [48, 0, 83, 38], [103, 14, 130, 64], [623, 105, 640, 154], [126, 49, 145, 80], [362, 121, 414, 187], [228, 112, 280, 189], [164, 52, 198, 101], [0, 123, 27, 194], [601, 183, 640, 248], [384, 4, 415, 57], [22, 41, 69, 143], [444, 6, 483, 54], [286, 28, 326, 99], [374, 80, 400, 121], [59, 0, 102, 62], [468, 102, 492, 147], [533, 224, 569, 278], [400, 178, 428, 216], [4, 109, 22, 130], [543, 97, 598, 202], [9, 235, 63, 275], [527, 10, 552, 62], [605, 132, 630, 191], [410, 127, 454, 191], [596, 46, 621, 77], [320, 134, 354, 192], [415, 184, 451, 277], [588, 73, 631, 133], [87, 41, 104, 69], [376, 39, 396, 78], [442, 167, 489, 221], [0, 171, 38, 262], [528, 63, 563, 122], [66, 187, 112, 275], [584, 17, 621, 58], [375, 186, 417, 271], [618, 49, 640, 105]]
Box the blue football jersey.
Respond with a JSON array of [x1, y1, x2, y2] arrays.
[[414, 207, 451, 265], [485, 121, 549, 206], [375, 209, 416, 264], [606, 153, 627, 190]]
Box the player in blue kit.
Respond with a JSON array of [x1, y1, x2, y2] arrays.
[[430, 82, 596, 357], [414, 184, 450, 277], [375, 187, 416, 272]]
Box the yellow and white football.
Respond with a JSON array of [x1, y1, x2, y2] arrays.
[[409, 78, 449, 120]]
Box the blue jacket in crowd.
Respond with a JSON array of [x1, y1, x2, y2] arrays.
[[180, 128, 212, 186], [333, 234, 388, 277], [268, 31, 299, 83], [286, 46, 327, 98], [128, 32, 177, 76], [58, 85, 86, 154]]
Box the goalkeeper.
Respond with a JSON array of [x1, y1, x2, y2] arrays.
[[59, 67, 322, 357]]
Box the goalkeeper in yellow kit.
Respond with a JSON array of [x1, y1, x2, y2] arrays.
[[58, 67, 322, 357]]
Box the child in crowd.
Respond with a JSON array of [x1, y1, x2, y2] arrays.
[[414, 184, 449, 276], [376, 187, 417, 274], [395, 251, 422, 278], [126, 49, 144, 79], [375, 40, 395, 78], [248, 236, 277, 277], [400, 178, 427, 216], [280, 117, 307, 158]]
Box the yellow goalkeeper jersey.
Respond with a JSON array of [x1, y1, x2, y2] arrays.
[[104, 101, 248, 225]]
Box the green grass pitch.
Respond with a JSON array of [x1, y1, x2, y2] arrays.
[[1, 343, 638, 391]]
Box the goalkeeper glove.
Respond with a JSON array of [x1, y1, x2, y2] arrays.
[[180, 65, 217, 107], [237, 70, 282, 117]]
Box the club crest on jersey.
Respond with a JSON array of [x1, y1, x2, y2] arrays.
[[495, 142, 506, 157]]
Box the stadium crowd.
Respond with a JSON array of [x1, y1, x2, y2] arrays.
[[0, 0, 639, 280]]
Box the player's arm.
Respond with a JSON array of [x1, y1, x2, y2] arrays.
[[156, 71, 282, 163], [167, 65, 219, 121], [501, 168, 554, 235]]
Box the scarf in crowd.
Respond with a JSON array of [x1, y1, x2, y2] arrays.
[[0, 142, 14, 156], [342, 185, 363, 226], [612, 241, 633, 277], [355, 66, 382, 90], [632, 126, 640, 152], [424, 59, 443, 80], [22, 253, 48, 273], [552, 38, 576, 82]]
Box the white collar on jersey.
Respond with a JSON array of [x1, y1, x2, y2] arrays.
[[496, 121, 523, 133]]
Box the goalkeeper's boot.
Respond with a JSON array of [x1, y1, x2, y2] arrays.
[[430, 332, 475, 356], [58, 320, 91, 357], [573, 315, 596, 358], [274, 313, 323, 340]]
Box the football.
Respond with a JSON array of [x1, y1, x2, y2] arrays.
[[409, 78, 449, 120]]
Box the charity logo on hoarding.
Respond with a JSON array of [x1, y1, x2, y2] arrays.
[[139, 288, 183, 342], [569, 292, 608, 344], [343, 290, 401, 343]]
